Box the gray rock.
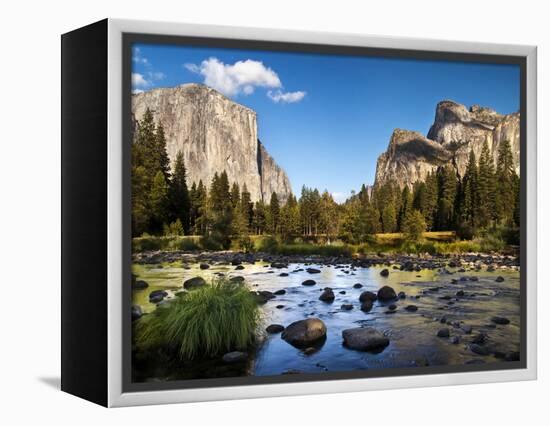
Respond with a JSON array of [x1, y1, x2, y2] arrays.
[[131, 305, 143, 321], [496, 276, 505, 282], [222, 351, 248, 364], [341, 304, 354, 311], [273, 289, 286, 295], [229, 276, 245, 283], [199, 263, 210, 270], [380, 268, 390, 277], [281, 318, 327, 347], [342, 327, 390, 351], [132, 84, 291, 203], [319, 288, 335, 303], [359, 291, 377, 303], [491, 316, 510, 325], [302, 279, 316, 286], [437, 328, 450, 338], [377, 285, 397, 302], [306, 268, 321, 274], [405, 305, 418, 312], [183, 276, 206, 289], [469, 344, 490, 356], [266, 324, 285, 334], [360, 300, 374, 312], [353, 283, 363, 289], [374, 101, 520, 188], [132, 280, 149, 290]]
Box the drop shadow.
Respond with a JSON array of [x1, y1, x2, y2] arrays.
[[38, 376, 61, 390]]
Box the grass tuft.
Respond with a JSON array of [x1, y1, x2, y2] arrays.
[[135, 279, 261, 360]]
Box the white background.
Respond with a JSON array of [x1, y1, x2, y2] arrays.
[[0, 0, 547, 424]]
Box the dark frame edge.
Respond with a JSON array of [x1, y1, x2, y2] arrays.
[[61, 18, 109, 407]]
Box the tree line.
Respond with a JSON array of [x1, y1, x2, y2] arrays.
[[132, 110, 520, 249]]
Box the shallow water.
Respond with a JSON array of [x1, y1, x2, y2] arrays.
[[132, 260, 520, 378]]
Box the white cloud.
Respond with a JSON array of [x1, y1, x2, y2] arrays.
[[133, 47, 149, 65], [148, 71, 166, 81], [184, 63, 200, 73], [267, 90, 307, 104], [184, 57, 282, 97], [132, 73, 150, 89], [132, 89, 144, 94]]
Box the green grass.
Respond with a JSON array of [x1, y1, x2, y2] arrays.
[[132, 235, 201, 252], [135, 279, 261, 360]]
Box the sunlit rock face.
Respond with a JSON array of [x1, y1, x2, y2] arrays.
[[132, 83, 291, 202], [375, 100, 520, 188]]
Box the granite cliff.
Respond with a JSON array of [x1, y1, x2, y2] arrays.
[[375, 100, 520, 188], [132, 83, 292, 203]]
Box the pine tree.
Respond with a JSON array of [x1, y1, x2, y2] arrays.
[[155, 123, 171, 180], [319, 190, 338, 242], [169, 151, 191, 233], [364, 205, 381, 235], [252, 201, 267, 235], [477, 141, 497, 227], [269, 192, 280, 234], [206, 171, 233, 249], [381, 203, 397, 233], [435, 165, 457, 230], [240, 184, 253, 231], [398, 186, 413, 231], [149, 171, 169, 232], [194, 180, 207, 235], [495, 140, 517, 224], [131, 166, 150, 236], [461, 150, 478, 227], [230, 182, 241, 210], [402, 209, 427, 241]]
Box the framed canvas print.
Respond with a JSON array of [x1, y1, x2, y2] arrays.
[[61, 18, 537, 407]]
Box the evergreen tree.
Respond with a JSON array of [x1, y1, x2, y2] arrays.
[[169, 151, 191, 233], [435, 165, 457, 230], [230, 182, 241, 210], [206, 171, 233, 249], [461, 150, 478, 227], [477, 141, 497, 227], [398, 186, 413, 231], [269, 192, 280, 234], [252, 201, 267, 235], [155, 123, 171, 180], [495, 140, 517, 224], [402, 209, 426, 241], [240, 184, 253, 231], [194, 180, 208, 235], [364, 205, 381, 235], [131, 166, 150, 236], [149, 171, 169, 232], [319, 190, 339, 242], [381, 203, 397, 233]]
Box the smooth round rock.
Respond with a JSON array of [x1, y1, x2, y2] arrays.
[[342, 327, 389, 351], [281, 318, 327, 347]]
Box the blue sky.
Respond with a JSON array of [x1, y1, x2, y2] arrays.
[[132, 43, 520, 203]]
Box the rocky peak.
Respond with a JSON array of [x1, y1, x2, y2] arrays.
[[132, 84, 291, 203], [375, 100, 520, 189]]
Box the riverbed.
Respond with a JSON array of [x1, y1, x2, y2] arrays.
[[132, 258, 520, 380]]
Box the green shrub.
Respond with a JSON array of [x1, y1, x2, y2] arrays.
[[275, 243, 352, 257], [402, 210, 427, 242], [255, 235, 279, 253], [479, 234, 505, 252], [163, 219, 184, 236], [136, 279, 261, 360], [433, 240, 482, 254], [132, 236, 200, 252]]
